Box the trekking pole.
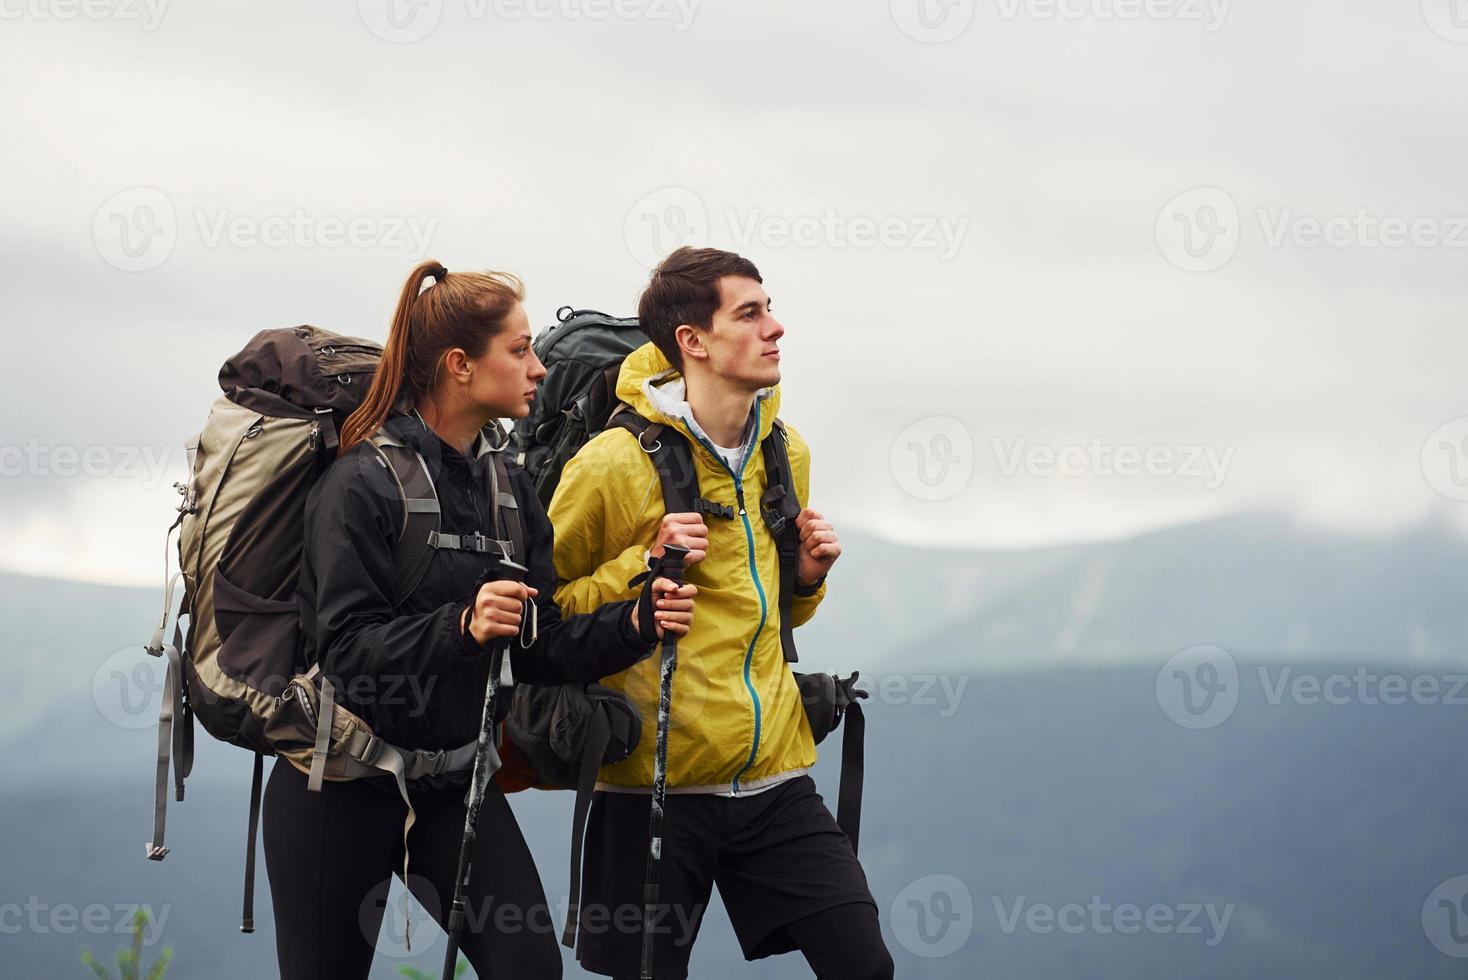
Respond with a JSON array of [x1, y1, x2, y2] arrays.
[[442, 556, 529, 980], [640, 544, 689, 980]]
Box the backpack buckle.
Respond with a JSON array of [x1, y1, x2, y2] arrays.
[[693, 497, 734, 521], [760, 485, 791, 536]]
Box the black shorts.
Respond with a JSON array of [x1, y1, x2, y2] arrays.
[[574, 775, 876, 979]]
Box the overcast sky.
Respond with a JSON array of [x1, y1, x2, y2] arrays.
[[2, 0, 1466, 586]]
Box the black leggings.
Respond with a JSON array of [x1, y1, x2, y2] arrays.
[[262, 758, 562, 980], [610, 903, 894, 980]]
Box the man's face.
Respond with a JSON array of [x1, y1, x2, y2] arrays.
[[691, 275, 784, 391]]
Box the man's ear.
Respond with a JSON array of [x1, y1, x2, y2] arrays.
[[674, 324, 707, 364]]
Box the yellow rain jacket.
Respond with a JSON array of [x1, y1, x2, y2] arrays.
[[549, 342, 827, 794]]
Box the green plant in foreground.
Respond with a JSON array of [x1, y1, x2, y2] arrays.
[[80, 908, 173, 980], [399, 957, 468, 979]]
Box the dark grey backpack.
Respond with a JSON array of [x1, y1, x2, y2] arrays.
[[512, 306, 646, 508]]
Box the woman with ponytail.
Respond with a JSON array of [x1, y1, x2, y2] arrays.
[[262, 260, 697, 979]]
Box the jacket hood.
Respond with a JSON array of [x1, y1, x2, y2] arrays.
[[615, 342, 781, 456]]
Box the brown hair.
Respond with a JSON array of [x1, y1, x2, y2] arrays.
[[637, 246, 762, 372], [338, 259, 525, 457]]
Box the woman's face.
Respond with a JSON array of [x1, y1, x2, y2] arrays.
[[464, 303, 546, 419]]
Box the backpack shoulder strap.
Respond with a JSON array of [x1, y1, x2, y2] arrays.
[[760, 418, 802, 664], [608, 406, 704, 516], [367, 430, 441, 608], [484, 449, 525, 565]]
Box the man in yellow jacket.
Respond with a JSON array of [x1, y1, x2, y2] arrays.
[[550, 247, 893, 979]]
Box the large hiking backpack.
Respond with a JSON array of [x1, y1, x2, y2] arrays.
[[513, 306, 646, 508], [509, 306, 869, 949], [144, 325, 515, 933]]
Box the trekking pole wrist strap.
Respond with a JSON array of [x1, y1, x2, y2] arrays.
[[793, 574, 826, 597]]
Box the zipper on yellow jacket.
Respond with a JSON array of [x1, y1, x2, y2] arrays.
[[686, 398, 767, 795]]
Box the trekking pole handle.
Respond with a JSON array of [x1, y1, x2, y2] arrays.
[[656, 544, 689, 587]]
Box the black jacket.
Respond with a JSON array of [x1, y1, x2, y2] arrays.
[[296, 412, 653, 757]]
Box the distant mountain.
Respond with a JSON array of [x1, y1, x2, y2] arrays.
[[10, 663, 1468, 979], [810, 513, 1468, 674], [7, 514, 1468, 977]]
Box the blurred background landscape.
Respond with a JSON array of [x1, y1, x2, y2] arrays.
[[8, 516, 1468, 977], [5, 0, 1468, 975]]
